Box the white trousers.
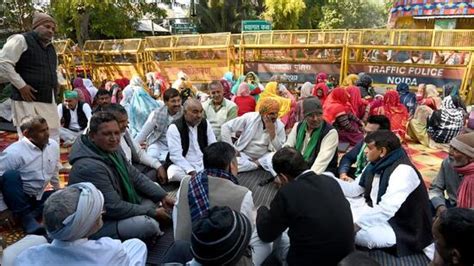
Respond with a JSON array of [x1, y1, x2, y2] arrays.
[[146, 142, 168, 163], [238, 152, 276, 176], [250, 229, 290, 266], [59, 128, 83, 144], [167, 164, 191, 183], [122, 238, 148, 266]]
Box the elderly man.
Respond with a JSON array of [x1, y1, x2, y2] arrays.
[[334, 130, 432, 256], [68, 112, 174, 241], [57, 90, 92, 146], [135, 88, 183, 163], [202, 80, 237, 140], [221, 98, 286, 173], [0, 115, 60, 234], [0, 12, 61, 143], [14, 183, 147, 265], [166, 98, 216, 182], [283, 97, 338, 175], [430, 132, 474, 215]]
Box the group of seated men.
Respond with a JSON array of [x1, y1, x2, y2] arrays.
[[0, 79, 473, 265]]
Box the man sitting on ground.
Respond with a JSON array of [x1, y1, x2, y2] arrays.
[[335, 130, 432, 256], [103, 104, 167, 183], [283, 97, 339, 175], [68, 112, 174, 241], [14, 182, 147, 265], [256, 147, 354, 265], [202, 80, 237, 140], [166, 98, 216, 182], [92, 89, 112, 113], [430, 132, 474, 215], [431, 208, 474, 266], [135, 88, 183, 163], [57, 90, 92, 146], [339, 115, 391, 180], [0, 115, 60, 234], [221, 98, 286, 173]]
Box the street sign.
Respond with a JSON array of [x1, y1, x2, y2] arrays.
[[241, 20, 272, 32]]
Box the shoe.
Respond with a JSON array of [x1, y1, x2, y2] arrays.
[[21, 214, 45, 235]]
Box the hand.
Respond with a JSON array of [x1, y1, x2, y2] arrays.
[[19, 84, 37, 101], [263, 115, 276, 138], [155, 207, 172, 224], [188, 171, 197, 178], [161, 195, 175, 210], [340, 173, 353, 182], [156, 166, 168, 184], [435, 205, 447, 217]]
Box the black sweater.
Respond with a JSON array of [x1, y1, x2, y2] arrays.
[[256, 171, 354, 265]]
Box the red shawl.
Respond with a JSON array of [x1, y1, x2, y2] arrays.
[[347, 85, 367, 119], [456, 163, 474, 208], [323, 87, 353, 124], [372, 90, 408, 139]]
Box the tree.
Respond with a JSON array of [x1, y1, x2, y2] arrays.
[[0, 0, 36, 32], [263, 0, 306, 30], [318, 0, 388, 29], [195, 0, 258, 33], [50, 0, 166, 46]]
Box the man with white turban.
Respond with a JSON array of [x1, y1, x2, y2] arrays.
[[13, 182, 147, 265]]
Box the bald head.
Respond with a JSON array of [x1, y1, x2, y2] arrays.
[[184, 98, 204, 127]]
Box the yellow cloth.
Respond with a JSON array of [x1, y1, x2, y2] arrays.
[[341, 74, 359, 87], [256, 82, 291, 118]]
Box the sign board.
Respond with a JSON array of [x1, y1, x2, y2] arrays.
[[242, 20, 272, 32], [172, 23, 197, 35], [244, 62, 340, 83], [348, 64, 465, 88], [152, 61, 229, 82]]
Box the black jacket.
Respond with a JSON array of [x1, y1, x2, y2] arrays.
[[68, 136, 167, 221], [257, 171, 354, 265]]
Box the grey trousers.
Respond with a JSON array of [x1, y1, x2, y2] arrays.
[[91, 199, 162, 241]]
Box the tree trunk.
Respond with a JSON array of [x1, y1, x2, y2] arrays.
[[77, 11, 90, 48]]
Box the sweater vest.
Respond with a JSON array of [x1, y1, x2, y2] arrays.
[[363, 156, 433, 256], [62, 102, 88, 130], [296, 121, 338, 175], [11, 32, 57, 103], [174, 175, 248, 241]]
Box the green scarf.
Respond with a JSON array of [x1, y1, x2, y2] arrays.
[[355, 143, 367, 176], [82, 135, 140, 204], [295, 121, 324, 161]]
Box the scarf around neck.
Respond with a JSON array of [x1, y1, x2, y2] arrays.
[[82, 135, 140, 204], [295, 121, 324, 161], [359, 148, 406, 206], [455, 163, 474, 208], [188, 168, 239, 223], [355, 143, 368, 177]]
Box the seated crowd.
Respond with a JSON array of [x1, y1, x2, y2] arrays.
[[1, 71, 473, 266]]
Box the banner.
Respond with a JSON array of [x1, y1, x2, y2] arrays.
[[152, 61, 229, 82], [244, 62, 341, 83], [348, 64, 465, 88]]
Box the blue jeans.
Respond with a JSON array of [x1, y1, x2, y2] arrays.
[[1, 170, 54, 217]]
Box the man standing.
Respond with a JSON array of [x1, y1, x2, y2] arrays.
[[430, 132, 474, 215], [0, 115, 60, 234], [202, 80, 237, 140], [221, 98, 286, 173], [283, 97, 339, 175], [339, 115, 391, 180], [68, 112, 174, 241], [256, 147, 354, 265], [166, 99, 216, 182], [57, 90, 92, 146], [0, 12, 60, 142], [335, 130, 432, 256], [135, 88, 183, 163]]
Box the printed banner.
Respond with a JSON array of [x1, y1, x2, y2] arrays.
[[244, 62, 341, 83], [348, 64, 465, 88], [150, 61, 229, 82]]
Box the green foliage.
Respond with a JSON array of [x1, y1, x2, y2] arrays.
[[50, 0, 166, 46], [263, 0, 306, 30], [0, 0, 36, 32], [196, 0, 258, 33], [318, 0, 388, 29]]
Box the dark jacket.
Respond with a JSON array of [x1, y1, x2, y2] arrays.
[[339, 140, 364, 175], [257, 171, 354, 266], [11, 31, 57, 103], [68, 136, 167, 220]]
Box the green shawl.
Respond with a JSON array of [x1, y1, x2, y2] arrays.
[[295, 121, 324, 161]]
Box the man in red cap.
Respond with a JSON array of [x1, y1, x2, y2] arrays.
[[0, 12, 60, 143]]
